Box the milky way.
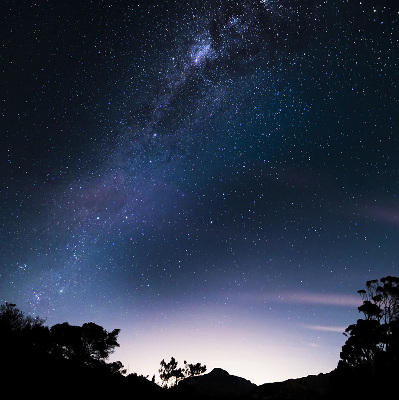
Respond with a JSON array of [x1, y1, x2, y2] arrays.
[[1, 0, 398, 384]]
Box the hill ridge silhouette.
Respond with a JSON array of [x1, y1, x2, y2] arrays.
[[172, 367, 331, 399]]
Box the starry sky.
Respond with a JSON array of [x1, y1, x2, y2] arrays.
[[1, 0, 398, 385]]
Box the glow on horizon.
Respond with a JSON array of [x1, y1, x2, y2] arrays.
[[109, 304, 347, 385]]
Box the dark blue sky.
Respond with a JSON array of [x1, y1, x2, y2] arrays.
[[1, 0, 398, 384]]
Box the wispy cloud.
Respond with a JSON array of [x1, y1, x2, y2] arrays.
[[278, 292, 361, 307], [304, 325, 346, 333], [357, 203, 399, 225], [241, 291, 361, 307]]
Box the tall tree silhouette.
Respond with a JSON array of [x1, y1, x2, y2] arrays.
[[332, 276, 399, 400], [340, 276, 399, 370]]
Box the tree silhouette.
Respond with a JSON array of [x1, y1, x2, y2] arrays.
[[159, 357, 184, 387], [50, 321, 121, 368], [0, 302, 46, 332], [106, 360, 127, 375], [0, 302, 50, 362], [332, 276, 399, 399], [340, 276, 399, 370], [183, 360, 207, 377], [159, 357, 207, 387]]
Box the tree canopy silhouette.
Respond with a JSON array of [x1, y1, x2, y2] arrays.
[[331, 276, 399, 400], [50, 321, 121, 368], [0, 302, 51, 361], [339, 276, 399, 370], [0, 302, 46, 332], [159, 357, 207, 387], [0, 302, 125, 383], [183, 360, 207, 377]]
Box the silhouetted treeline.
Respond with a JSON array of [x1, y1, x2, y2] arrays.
[[1, 275, 398, 400], [0, 303, 161, 397], [0, 303, 206, 399]]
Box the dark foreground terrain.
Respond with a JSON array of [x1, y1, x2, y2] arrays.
[[4, 358, 396, 400], [169, 368, 331, 400]]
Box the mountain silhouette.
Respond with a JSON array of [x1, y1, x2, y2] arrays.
[[176, 367, 256, 398], [172, 369, 331, 400], [253, 373, 331, 400]]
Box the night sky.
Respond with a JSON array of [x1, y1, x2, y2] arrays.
[[1, 0, 398, 385]]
